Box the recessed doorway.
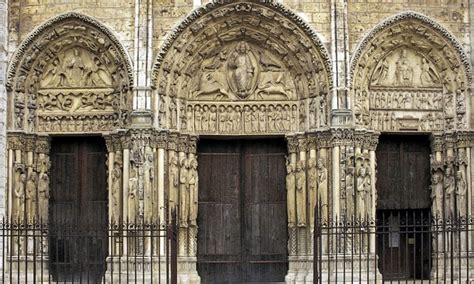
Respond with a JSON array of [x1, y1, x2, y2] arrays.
[[376, 135, 431, 280], [49, 136, 108, 282], [197, 139, 288, 283]]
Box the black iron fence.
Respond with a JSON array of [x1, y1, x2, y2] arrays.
[[314, 210, 474, 283], [0, 219, 178, 283]]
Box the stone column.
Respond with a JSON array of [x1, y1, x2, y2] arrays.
[[285, 135, 299, 283]]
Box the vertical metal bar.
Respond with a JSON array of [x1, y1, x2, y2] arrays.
[[314, 203, 319, 284]]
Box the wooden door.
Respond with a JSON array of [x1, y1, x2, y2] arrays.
[[49, 136, 108, 282], [197, 139, 288, 283], [376, 135, 431, 280]]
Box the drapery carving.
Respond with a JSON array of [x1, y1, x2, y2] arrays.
[[351, 12, 471, 132], [6, 13, 133, 134], [152, 0, 332, 135]]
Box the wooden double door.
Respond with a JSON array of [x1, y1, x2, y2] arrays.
[[376, 135, 431, 280], [197, 139, 288, 283], [49, 137, 108, 282]]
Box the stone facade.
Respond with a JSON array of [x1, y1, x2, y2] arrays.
[[1, 0, 474, 283]]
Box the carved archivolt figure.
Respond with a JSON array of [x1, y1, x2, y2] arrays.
[[179, 158, 190, 227], [38, 172, 49, 222], [189, 158, 198, 227], [25, 172, 37, 223], [444, 166, 455, 217], [456, 170, 467, 216], [128, 167, 138, 222], [430, 173, 443, 217], [14, 171, 26, 222], [286, 159, 296, 228], [295, 160, 306, 227], [317, 158, 328, 218]]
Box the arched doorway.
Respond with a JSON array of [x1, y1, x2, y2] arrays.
[[5, 12, 133, 281], [151, 1, 333, 281]]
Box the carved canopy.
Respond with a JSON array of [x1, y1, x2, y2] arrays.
[[152, 0, 333, 134], [350, 12, 471, 132], [6, 12, 133, 133]]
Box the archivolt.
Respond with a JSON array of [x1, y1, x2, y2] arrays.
[[152, 0, 333, 95], [6, 12, 134, 91], [349, 11, 472, 88]]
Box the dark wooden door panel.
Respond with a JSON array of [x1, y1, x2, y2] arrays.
[[197, 139, 288, 283], [49, 136, 107, 282], [376, 135, 431, 280], [376, 135, 430, 210]]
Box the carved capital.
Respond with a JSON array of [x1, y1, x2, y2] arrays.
[[36, 136, 50, 154], [307, 134, 317, 150], [168, 133, 179, 151], [331, 128, 353, 147], [368, 132, 380, 151], [297, 134, 307, 152], [187, 136, 198, 154], [286, 135, 298, 154], [177, 135, 188, 153], [104, 135, 115, 153], [24, 135, 36, 152], [455, 130, 474, 148], [156, 131, 168, 149], [7, 133, 24, 151], [430, 133, 444, 152], [316, 130, 332, 148]]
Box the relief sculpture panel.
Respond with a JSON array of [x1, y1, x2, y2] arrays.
[[7, 14, 133, 134], [351, 15, 470, 132], [152, 1, 333, 135]]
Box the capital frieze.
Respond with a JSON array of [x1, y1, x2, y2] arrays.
[[177, 135, 188, 153], [7, 133, 24, 151], [35, 135, 50, 154], [24, 135, 37, 152], [286, 135, 298, 154], [430, 133, 444, 152], [168, 133, 179, 151]]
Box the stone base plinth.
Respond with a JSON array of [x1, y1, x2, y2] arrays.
[[7, 256, 50, 283], [105, 256, 169, 283]]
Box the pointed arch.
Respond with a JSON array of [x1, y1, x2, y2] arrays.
[[350, 11, 471, 131], [6, 12, 134, 133]]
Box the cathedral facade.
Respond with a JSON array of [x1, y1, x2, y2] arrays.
[[0, 0, 473, 282]]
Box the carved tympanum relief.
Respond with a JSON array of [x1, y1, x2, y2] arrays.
[[352, 14, 470, 132], [7, 14, 133, 134], [153, 1, 332, 134]]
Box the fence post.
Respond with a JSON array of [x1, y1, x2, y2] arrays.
[[169, 209, 178, 284]]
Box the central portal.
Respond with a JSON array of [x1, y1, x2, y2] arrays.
[[197, 139, 288, 283]]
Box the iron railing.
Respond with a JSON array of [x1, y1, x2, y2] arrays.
[[0, 218, 178, 283], [314, 210, 474, 283]]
